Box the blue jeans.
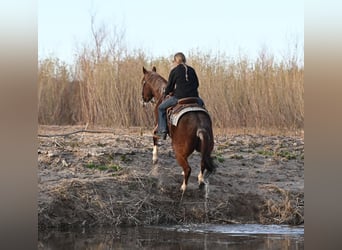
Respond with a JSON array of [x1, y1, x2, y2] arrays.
[[157, 96, 205, 133], [158, 96, 178, 133]]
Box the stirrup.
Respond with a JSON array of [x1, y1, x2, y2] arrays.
[[155, 131, 167, 140]]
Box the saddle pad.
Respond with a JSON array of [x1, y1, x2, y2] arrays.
[[170, 106, 208, 126]]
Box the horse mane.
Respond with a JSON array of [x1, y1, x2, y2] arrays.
[[147, 71, 167, 98], [149, 71, 167, 84]]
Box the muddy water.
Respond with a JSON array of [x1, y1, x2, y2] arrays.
[[39, 224, 304, 249]]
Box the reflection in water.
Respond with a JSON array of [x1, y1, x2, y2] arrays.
[[38, 224, 304, 250]]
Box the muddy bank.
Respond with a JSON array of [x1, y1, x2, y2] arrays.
[[38, 126, 304, 230]]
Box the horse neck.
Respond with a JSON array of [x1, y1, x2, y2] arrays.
[[151, 77, 166, 101]]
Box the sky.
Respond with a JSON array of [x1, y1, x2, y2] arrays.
[[38, 0, 304, 64]]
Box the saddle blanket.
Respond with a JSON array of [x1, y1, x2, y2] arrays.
[[170, 106, 208, 126]]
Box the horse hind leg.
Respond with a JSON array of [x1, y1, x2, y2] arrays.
[[196, 129, 206, 189], [175, 154, 191, 193], [152, 136, 158, 164], [198, 160, 205, 189]]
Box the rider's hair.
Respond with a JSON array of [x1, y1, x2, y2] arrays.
[[174, 52, 189, 81]]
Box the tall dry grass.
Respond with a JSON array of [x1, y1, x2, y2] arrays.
[[188, 49, 304, 129], [38, 25, 303, 130]]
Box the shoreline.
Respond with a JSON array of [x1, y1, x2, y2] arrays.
[[38, 126, 304, 230]]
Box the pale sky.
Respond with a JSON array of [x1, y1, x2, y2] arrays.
[[38, 0, 304, 64]]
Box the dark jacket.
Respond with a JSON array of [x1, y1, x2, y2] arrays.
[[164, 64, 199, 99]]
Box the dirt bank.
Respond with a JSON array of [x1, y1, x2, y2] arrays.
[[38, 126, 304, 230]]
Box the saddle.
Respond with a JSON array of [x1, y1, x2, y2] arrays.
[[166, 97, 208, 136]]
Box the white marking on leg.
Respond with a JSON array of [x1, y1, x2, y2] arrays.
[[152, 145, 158, 164], [198, 171, 204, 184], [180, 181, 187, 192]]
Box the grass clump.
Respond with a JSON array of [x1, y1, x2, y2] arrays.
[[257, 150, 274, 157], [214, 153, 225, 163], [276, 150, 297, 160], [85, 163, 122, 172]]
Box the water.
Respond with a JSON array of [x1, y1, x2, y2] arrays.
[[39, 224, 304, 249]]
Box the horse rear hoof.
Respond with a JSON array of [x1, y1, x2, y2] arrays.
[[199, 182, 205, 190]]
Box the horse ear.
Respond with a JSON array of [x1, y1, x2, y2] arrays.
[[143, 67, 148, 74], [152, 66, 157, 72]]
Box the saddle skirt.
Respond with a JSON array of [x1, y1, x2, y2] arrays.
[[167, 97, 208, 127]]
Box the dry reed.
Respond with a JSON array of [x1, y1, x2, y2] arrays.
[[38, 25, 303, 130]]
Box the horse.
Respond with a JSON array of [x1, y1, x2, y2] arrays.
[[141, 66, 216, 193]]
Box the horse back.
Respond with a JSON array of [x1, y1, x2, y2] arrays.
[[167, 99, 208, 128]]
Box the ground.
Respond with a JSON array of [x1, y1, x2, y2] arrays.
[[38, 125, 304, 230]]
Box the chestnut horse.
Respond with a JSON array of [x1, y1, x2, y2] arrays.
[[141, 66, 216, 192]]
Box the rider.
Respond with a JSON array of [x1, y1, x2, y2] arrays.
[[156, 52, 204, 140]]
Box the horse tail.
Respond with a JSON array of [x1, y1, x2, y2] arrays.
[[196, 129, 216, 175]]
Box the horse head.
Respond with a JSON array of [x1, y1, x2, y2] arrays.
[[141, 67, 154, 103], [141, 66, 166, 104]]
